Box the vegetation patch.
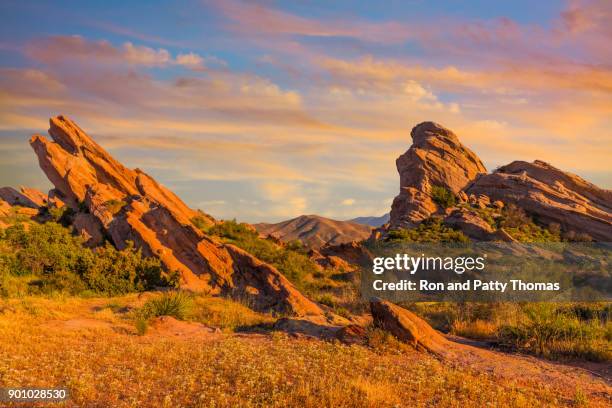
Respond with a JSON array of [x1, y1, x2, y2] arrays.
[[386, 218, 469, 243], [208, 220, 319, 290], [104, 199, 127, 215], [0, 222, 175, 297], [431, 185, 456, 209]]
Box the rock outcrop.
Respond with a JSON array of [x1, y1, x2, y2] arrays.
[[0, 186, 47, 208], [254, 214, 372, 249], [29, 115, 324, 316], [370, 298, 450, 356], [443, 208, 496, 240], [319, 241, 373, 267], [466, 160, 612, 241], [389, 122, 486, 229]]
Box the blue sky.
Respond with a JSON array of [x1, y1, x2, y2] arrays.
[[0, 0, 610, 222]]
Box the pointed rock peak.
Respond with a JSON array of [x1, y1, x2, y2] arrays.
[[389, 121, 486, 228], [48, 115, 94, 154], [411, 121, 458, 145], [27, 116, 323, 317]]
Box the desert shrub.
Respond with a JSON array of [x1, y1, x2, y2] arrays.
[[431, 185, 456, 208], [316, 293, 336, 307], [140, 291, 193, 320], [191, 211, 215, 233], [499, 303, 610, 360], [499, 204, 530, 228], [104, 199, 126, 215], [209, 220, 319, 289], [411, 302, 610, 362], [191, 296, 274, 331], [386, 218, 469, 243], [135, 314, 149, 335], [47, 205, 75, 225], [0, 222, 170, 296], [499, 204, 561, 242]]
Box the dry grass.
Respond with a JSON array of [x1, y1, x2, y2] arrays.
[[0, 296, 609, 407], [452, 319, 498, 340]]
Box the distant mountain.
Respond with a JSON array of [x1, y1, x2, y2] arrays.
[[349, 213, 390, 227], [254, 215, 372, 249]]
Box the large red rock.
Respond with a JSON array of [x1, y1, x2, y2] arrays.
[[0, 186, 47, 208], [389, 122, 486, 229], [466, 160, 612, 241], [370, 298, 450, 356], [29, 116, 324, 316]]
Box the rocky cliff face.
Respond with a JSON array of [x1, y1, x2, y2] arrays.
[[466, 160, 612, 241], [389, 122, 486, 229], [29, 116, 323, 316]]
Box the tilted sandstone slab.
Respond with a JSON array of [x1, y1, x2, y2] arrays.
[[466, 160, 612, 241], [0, 186, 47, 208], [389, 122, 486, 229], [29, 115, 323, 316], [370, 298, 451, 357]]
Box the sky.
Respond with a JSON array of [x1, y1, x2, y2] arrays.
[[0, 0, 610, 222]]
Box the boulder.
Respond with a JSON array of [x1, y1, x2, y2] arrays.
[[0, 186, 45, 209], [370, 298, 449, 356], [389, 122, 486, 229], [444, 208, 495, 240], [319, 241, 373, 267], [335, 324, 367, 345], [466, 160, 612, 241], [29, 115, 324, 316]]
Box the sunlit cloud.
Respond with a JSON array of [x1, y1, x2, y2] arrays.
[[0, 0, 610, 222]]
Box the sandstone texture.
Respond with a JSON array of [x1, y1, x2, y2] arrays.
[[444, 208, 495, 240], [370, 298, 450, 356], [389, 122, 486, 229], [29, 116, 323, 316], [467, 160, 612, 241], [0, 186, 47, 208]]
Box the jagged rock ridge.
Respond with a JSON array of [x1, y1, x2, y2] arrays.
[[466, 160, 612, 241], [389, 122, 486, 229], [29, 116, 323, 316], [386, 122, 611, 242]]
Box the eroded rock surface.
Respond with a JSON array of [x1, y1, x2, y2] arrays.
[[29, 115, 323, 316], [389, 122, 486, 229], [0, 186, 46, 208], [467, 160, 612, 241], [370, 298, 450, 356]]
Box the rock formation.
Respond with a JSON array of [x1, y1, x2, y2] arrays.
[[0, 186, 47, 208], [389, 122, 486, 229], [29, 115, 323, 316], [254, 214, 372, 249], [466, 160, 612, 241], [370, 298, 450, 356]]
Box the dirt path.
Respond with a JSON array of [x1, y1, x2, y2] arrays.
[[439, 334, 611, 403]]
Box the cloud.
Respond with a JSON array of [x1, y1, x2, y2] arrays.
[[341, 198, 355, 206], [207, 0, 417, 44], [25, 35, 207, 69]]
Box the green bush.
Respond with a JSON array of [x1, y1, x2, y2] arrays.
[[104, 199, 126, 215], [140, 291, 193, 320], [499, 204, 561, 242], [208, 220, 319, 289], [0, 222, 171, 296], [386, 218, 469, 243], [431, 185, 456, 209]]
